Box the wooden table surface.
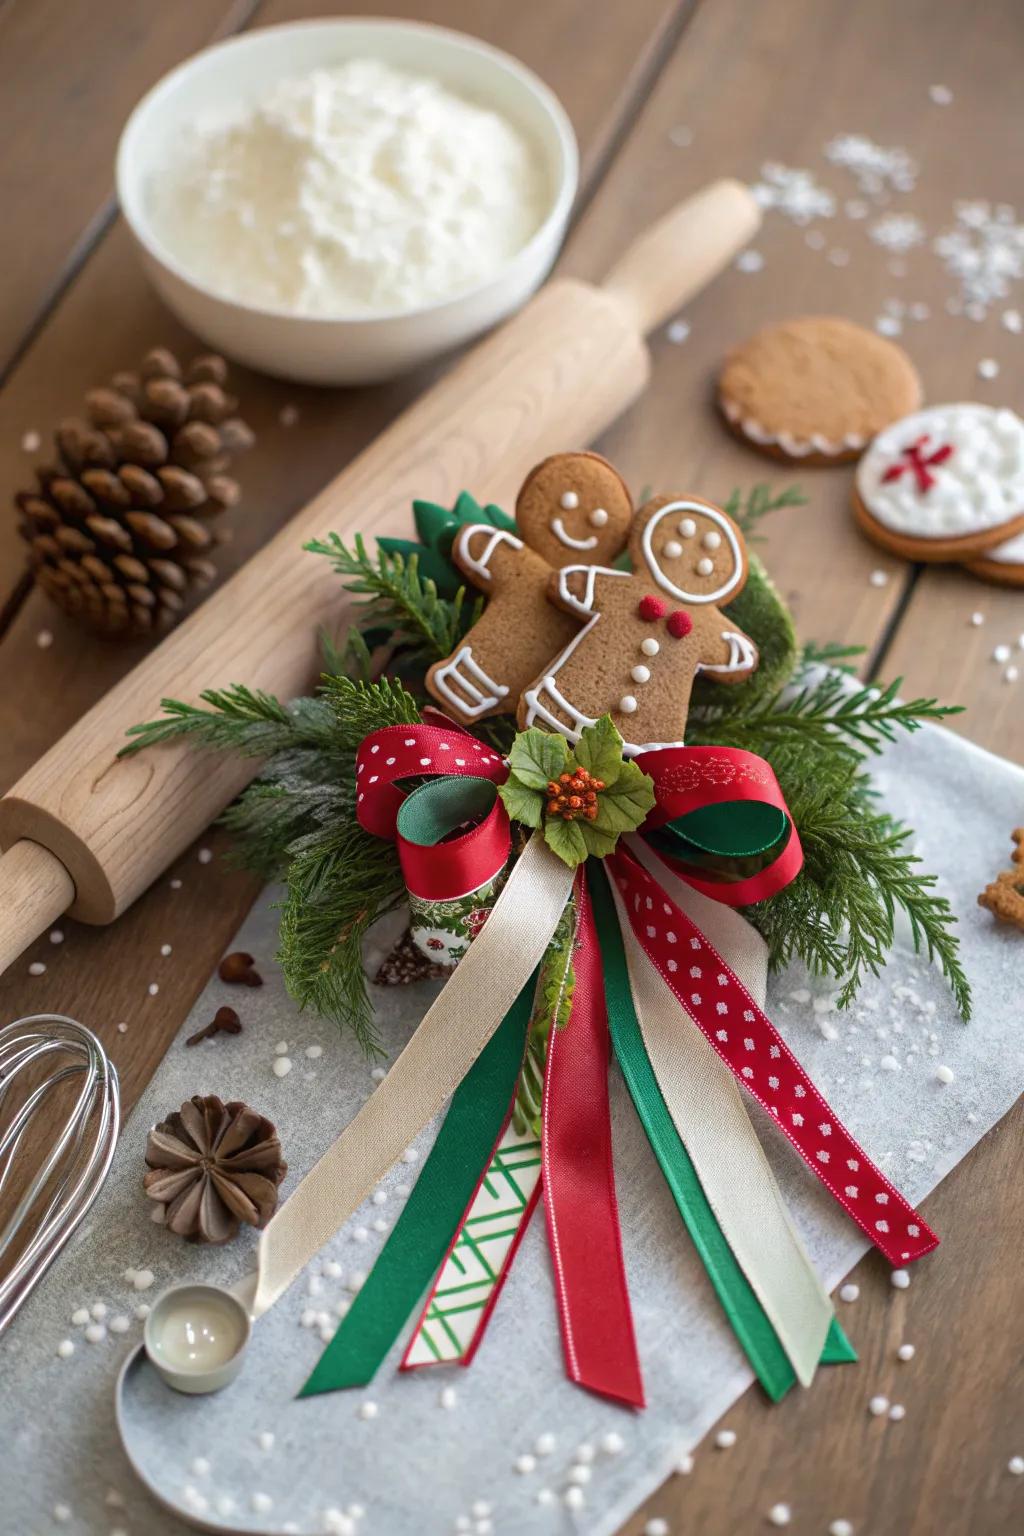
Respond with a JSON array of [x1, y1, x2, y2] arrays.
[[1, 2, 1021, 1532]]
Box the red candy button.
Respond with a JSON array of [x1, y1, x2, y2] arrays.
[[638, 594, 667, 621], [667, 610, 693, 639]]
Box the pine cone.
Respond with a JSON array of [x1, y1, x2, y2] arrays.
[[143, 1094, 286, 1245], [16, 348, 254, 639], [374, 926, 450, 986]]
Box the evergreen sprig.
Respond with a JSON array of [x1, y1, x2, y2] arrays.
[[722, 482, 808, 540]]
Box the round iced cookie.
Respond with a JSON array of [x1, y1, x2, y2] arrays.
[[717, 316, 922, 465], [964, 527, 1024, 587], [853, 403, 1024, 561]]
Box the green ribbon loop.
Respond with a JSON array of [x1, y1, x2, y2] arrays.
[[588, 862, 853, 1400], [654, 800, 790, 861], [298, 971, 536, 1397]]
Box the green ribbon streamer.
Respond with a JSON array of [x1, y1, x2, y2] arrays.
[[588, 862, 854, 1401], [298, 972, 536, 1397], [660, 800, 790, 860]]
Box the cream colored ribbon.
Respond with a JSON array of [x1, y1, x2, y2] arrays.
[[617, 836, 833, 1387], [251, 832, 574, 1318]]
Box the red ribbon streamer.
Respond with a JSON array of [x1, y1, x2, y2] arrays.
[[609, 843, 938, 1266], [356, 723, 507, 840], [398, 799, 511, 901], [542, 871, 645, 1408], [638, 745, 803, 907]]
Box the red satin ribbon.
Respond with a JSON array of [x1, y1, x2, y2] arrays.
[[638, 745, 803, 907], [609, 843, 938, 1266], [398, 799, 511, 901], [356, 723, 507, 840], [542, 871, 645, 1408]]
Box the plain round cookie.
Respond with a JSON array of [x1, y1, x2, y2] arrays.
[[964, 528, 1024, 587], [717, 316, 922, 464], [853, 402, 1024, 562]]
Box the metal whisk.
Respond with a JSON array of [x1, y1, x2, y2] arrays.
[[0, 1015, 120, 1333]]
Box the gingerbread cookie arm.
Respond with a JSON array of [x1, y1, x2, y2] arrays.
[[452, 523, 526, 592], [547, 563, 632, 617], [696, 613, 759, 683]]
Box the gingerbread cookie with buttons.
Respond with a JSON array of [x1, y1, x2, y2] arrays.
[[519, 494, 758, 754], [425, 452, 633, 725]]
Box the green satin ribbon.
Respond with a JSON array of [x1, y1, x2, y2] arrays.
[[589, 862, 854, 1400], [299, 972, 535, 1397]]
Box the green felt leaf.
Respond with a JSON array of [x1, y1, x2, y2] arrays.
[[507, 728, 570, 790], [411, 500, 458, 552], [544, 815, 589, 868], [592, 759, 656, 837], [573, 715, 625, 787], [498, 777, 545, 828], [579, 820, 621, 858]]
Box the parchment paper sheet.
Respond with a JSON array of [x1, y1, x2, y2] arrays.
[[1, 720, 1022, 1536]]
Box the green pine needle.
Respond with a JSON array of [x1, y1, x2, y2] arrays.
[[722, 482, 807, 541]]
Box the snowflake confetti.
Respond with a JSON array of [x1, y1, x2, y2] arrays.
[[870, 213, 926, 253], [824, 134, 917, 196], [751, 162, 836, 224], [934, 201, 1024, 314]]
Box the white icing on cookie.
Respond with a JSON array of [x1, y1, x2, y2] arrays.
[[430, 645, 509, 717], [457, 524, 523, 583], [702, 531, 722, 550], [856, 403, 1024, 539], [551, 517, 598, 550], [560, 491, 579, 509], [640, 637, 660, 656], [642, 501, 743, 605], [722, 396, 867, 456], [631, 665, 651, 683], [679, 517, 697, 537], [696, 557, 714, 576], [978, 528, 1024, 565], [663, 540, 683, 558], [589, 508, 609, 527]]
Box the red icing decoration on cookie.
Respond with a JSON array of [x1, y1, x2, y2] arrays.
[[666, 610, 693, 639], [638, 595, 667, 621], [880, 434, 954, 495]]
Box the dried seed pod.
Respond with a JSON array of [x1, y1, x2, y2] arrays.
[[111, 419, 169, 467], [156, 465, 207, 510], [173, 420, 222, 465], [187, 354, 229, 386], [218, 951, 263, 987], [118, 464, 164, 508], [85, 387, 137, 429], [124, 510, 178, 551], [143, 377, 190, 429], [140, 346, 182, 381], [81, 468, 131, 509]]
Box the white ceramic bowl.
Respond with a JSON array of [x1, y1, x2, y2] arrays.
[[116, 19, 578, 385]]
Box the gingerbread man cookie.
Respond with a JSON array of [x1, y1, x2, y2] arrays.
[[425, 452, 632, 724], [519, 494, 758, 754]]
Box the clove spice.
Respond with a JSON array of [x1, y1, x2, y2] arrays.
[[186, 1005, 242, 1047], [218, 950, 263, 987]]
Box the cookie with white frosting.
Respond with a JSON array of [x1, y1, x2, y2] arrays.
[[964, 528, 1024, 587], [853, 403, 1024, 561], [718, 316, 922, 465]]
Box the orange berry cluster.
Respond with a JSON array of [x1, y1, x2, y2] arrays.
[[546, 767, 606, 822]]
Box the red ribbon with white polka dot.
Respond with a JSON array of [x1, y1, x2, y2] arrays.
[[355, 723, 508, 841], [607, 843, 939, 1266]]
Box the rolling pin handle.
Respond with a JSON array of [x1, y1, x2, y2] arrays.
[[599, 178, 762, 337], [0, 840, 75, 975]]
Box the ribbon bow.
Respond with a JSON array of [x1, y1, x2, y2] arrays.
[[301, 721, 936, 1408]]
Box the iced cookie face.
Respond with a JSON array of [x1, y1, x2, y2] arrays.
[[629, 496, 747, 605], [515, 451, 633, 569]]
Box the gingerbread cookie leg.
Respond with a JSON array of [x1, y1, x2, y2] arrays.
[[428, 645, 511, 720]]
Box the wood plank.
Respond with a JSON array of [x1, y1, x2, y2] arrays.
[[0, 0, 259, 380], [0, 0, 689, 1199]]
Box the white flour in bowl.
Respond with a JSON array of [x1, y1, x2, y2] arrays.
[[145, 58, 550, 317]]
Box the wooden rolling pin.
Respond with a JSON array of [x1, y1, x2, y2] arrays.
[[0, 180, 760, 972]]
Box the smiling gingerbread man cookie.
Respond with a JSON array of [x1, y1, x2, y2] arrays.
[[426, 452, 633, 724], [519, 494, 758, 754]]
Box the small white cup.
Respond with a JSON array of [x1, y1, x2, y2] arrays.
[[144, 1283, 251, 1395], [115, 19, 578, 384]]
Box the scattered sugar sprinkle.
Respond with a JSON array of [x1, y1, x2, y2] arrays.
[[870, 213, 925, 253], [251, 1491, 273, 1514], [197, 847, 213, 865], [1004, 309, 1023, 333], [891, 1267, 910, 1290], [935, 1064, 955, 1085], [575, 1442, 595, 1464], [274, 1040, 290, 1055], [132, 1268, 155, 1291], [306, 1044, 323, 1059], [258, 1430, 275, 1452], [977, 358, 1000, 380], [170, 877, 183, 889], [868, 1395, 890, 1416], [50, 929, 64, 945], [825, 134, 917, 197], [869, 570, 889, 588], [889, 1403, 906, 1421], [536, 1489, 555, 1506], [72, 1307, 90, 1326], [829, 1522, 854, 1536], [1005, 666, 1019, 684], [715, 1429, 737, 1449], [279, 404, 301, 428], [929, 84, 953, 105], [839, 1283, 860, 1303], [1008, 1456, 1024, 1475], [56, 1339, 74, 1358], [601, 1431, 625, 1455], [564, 1487, 585, 1510], [674, 1453, 694, 1475], [970, 612, 985, 627], [768, 1505, 792, 1527], [84, 1322, 106, 1343], [21, 428, 42, 452], [147, 982, 159, 996], [53, 1505, 72, 1524], [358, 1400, 379, 1420], [191, 1456, 212, 1477], [37, 627, 54, 648], [752, 162, 835, 224], [535, 1433, 556, 1456], [273, 1056, 293, 1078], [898, 1343, 916, 1361], [645, 1520, 670, 1536], [439, 1385, 458, 1410], [109, 1315, 130, 1334], [567, 1465, 591, 1486], [370, 1066, 387, 1081], [993, 645, 1011, 663], [515, 1454, 536, 1475], [736, 249, 765, 273], [160, 943, 172, 956], [28, 961, 46, 977], [666, 319, 690, 345]]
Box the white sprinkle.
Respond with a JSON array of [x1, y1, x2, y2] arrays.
[[170, 877, 183, 889], [995, 644, 1013, 664], [575, 1442, 596, 1464], [715, 1429, 737, 1449], [970, 612, 985, 627], [372, 1217, 389, 1233], [28, 961, 46, 976], [147, 982, 159, 996], [274, 1039, 289, 1054], [370, 1066, 387, 1080], [279, 404, 300, 428], [84, 1322, 106, 1343], [134, 1303, 150, 1320], [669, 124, 694, 147], [536, 1489, 556, 1506], [323, 1260, 342, 1280], [768, 1505, 792, 1528], [1005, 666, 1019, 684], [568, 1465, 591, 1485], [72, 1307, 90, 1326], [358, 1401, 379, 1420], [935, 1064, 955, 1085], [889, 1403, 906, 1421], [306, 1044, 323, 1059], [645, 1521, 670, 1536], [897, 1343, 915, 1361], [348, 1269, 367, 1291], [53, 1505, 72, 1524], [601, 1432, 625, 1455], [191, 1456, 212, 1477], [21, 428, 42, 452], [564, 1488, 585, 1510], [839, 1283, 860, 1303], [1008, 1457, 1024, 1475], [439, 1386, 458, 1410], [108, 1315, 130, 1334], [272, 1056, 293, 1078], [258, 1430, 275, 1452], [160, 943, 172, 956], [346, 1505, 365, 1521], [515, 1454, 536, 1474], [475, 1523, 493, 1536], [929, 84, 953, 104], [535, 1432, 556, 1455], [869, 570, 889, 588], [868, 1395, 890, 1416], [402, 1147, 419, 1163], [90, 1301, 108, 1320], [197, 847, 213, 865], [396, 1183, 411, 1198], [307, 1275, 323, 1297], [36, 628, 54, 649], [876, 315, 902, 337], [251, 1492, 273, 1513], [829, 1522, 854, 1536], [335, 1297, 350, 1318], [372, 1189, 387, 1206], [352, 1226, 369, 1243], [880, 1054, 900, 1072], [1003, 309, 1023, 333], [49, 928, 64, 945], [666, 319, 691, 345], [133, 1269, 155, 1291], [56, 1339, 74, 1358], [977, 358, 1000, 380], [736, 249, 765, 273], [891, 1268, 910, 1289], [471, 1502, 491, 1519]]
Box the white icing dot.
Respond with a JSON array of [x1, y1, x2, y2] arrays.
[[935, 1064, 955, 1084], [768, 1505, 792, 1527], [868, 1395, 890, 1416], [666, 319, 690, 344], [889, 1403, 906, 1421], [147, 982, 159, 996], [37, 628, 54, 649], [536, 1489, 556, 1506], [372, 1189, 388, 1206], [274, 1040, 289, 1054], [402, 1147, 419, 1163], [28, 961, 46, 977], [192, 1456, 212, 1477], [839, 1283, 859, 1302], [323, 1260, 342, 1279], [890, 1268, 910, 1289], [134, 1303, 150, 1320], [197, 847, 213, 864], [471, 1502, 491, 1518], [641, 637, 660, 656], [251, 1492, 273, 1514], [1005, 666, 1019, 683], [568, 1464, 592, 1484], [970, 611, 985, 626], [56, 1339, 74, 1358], [370, 1066, 386, 1080], [631, 665, 651, 684], [696, 557, 714, 576], [869, 569, 889, 588], [715, 1429, 737, 1449], [679, 517, 697, 537], [589, 507, 609, 528], [560, 491, 579, 510], [619, 695, 638, 714], [897, 1343, 915, 1361], [50, 929, 64, 944], [272, 1056, 293, 1078], [663, 539, 683, 558], [929, 83, 953, 104], [702, 530, 721, 550], [53, 1505, 72, 1524]]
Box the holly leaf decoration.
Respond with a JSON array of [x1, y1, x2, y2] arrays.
[[590, 760, 657, 838], [506, 727, 571, 789], [544, 816, 589, 867], [498, 775, 545, 829], [572, 712, 624, 787]]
